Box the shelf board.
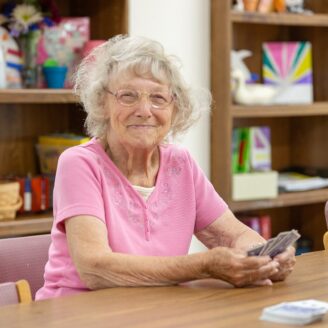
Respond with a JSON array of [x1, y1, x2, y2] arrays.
[[232, 102, 328, 118], [230, 188, 328, 212], [0, 213, 53, 237], [231, 11, 328, 27], [0, 89, 79, 104]]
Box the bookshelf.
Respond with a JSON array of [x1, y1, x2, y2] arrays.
[[211, 0, 328, 250], [0, 89, 78, 103], [0, 0, 128, 237]]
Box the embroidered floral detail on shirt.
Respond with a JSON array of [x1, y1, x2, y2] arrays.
[[102, 167, 125, 205], [148, 201, 159, 227], [164, 155, 187, 178], [127, 201, 143, 226]]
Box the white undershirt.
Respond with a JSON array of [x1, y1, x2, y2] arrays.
[[132, 185, 155, 200]]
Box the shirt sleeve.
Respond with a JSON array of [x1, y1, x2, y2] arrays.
[[185, 150, 229, 232], [53, 147, 106, 230]]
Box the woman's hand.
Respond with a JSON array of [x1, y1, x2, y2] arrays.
[[269, 246, 296, 282], [206, 247, 279, 287]]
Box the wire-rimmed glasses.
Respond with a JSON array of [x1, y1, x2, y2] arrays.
[[105, 89, 175, 109]]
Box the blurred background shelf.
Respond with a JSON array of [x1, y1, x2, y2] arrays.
[[0, 213, 53, 238], [0, 89, 78, 104], [231, 11, 328, 27], [232, 102, 328, 118], [231, 188, 328, 212], [211, 0, 328, 251]]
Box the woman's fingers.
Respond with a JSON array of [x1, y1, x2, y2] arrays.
[[270, 246, 296, 281], [234, 259, 279, 287], [207, 247, 280, 287]]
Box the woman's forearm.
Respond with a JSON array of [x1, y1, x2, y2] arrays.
[[196, 210, 266, 251], [77, 250, 210, 289]]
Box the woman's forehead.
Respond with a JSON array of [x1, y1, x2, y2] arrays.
[[109, 71, 171, 89]]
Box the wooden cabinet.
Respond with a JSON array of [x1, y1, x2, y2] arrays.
[[211, 0, 328, 250], [0, 0, 128, 237]]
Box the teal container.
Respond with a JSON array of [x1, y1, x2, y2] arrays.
[[43, 66, 68, 89]]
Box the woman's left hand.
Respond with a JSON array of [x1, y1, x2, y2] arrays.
[[269, 246, 296, 282]]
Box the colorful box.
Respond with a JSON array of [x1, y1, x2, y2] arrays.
[[263, 42, 313, 104]]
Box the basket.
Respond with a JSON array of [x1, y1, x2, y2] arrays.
[[0, 181, 22, 220]]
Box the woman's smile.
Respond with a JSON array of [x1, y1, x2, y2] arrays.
[[127, 124, 157, 129]]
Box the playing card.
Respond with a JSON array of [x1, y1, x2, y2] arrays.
[[265, 231, 289, 255], [260, 299, 328, 325], [268, 230, 300, 258], [247, 244, 265, 256], [259, 237, 276, 256], [247, 229, 300, 257]]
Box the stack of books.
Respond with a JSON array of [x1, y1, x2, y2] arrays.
[[278, 172, 328, 192]]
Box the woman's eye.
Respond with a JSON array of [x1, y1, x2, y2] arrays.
[[119, 91, 138, 102], [151, 94, 167, 104]]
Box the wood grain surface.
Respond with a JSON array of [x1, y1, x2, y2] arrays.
[[0, 251, 327, 328]]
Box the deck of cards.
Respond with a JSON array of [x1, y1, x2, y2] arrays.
[[260, 299, 328, 325], [247, 229, 301, 257]]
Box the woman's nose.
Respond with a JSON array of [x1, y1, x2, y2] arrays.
[[134, 95, 153, 116]]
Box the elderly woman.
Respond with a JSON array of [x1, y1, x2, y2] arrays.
[[36, 35, 295, 300]]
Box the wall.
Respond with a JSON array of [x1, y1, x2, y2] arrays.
[[129, 0, 210, 252]]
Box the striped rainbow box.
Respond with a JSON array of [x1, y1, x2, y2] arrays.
[[262, 42, 313, 104]]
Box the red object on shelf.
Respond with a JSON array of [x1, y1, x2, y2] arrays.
[[16, 176, 50, 213]]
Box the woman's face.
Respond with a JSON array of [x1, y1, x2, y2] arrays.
[[104, 75, 175, 150]]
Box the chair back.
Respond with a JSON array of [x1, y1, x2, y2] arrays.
[[0, 279, 32, 306], [324, 202, 328, 250], [0, 234, 51, 299]]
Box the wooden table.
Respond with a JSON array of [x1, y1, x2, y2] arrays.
[[1, 251, 328, 328]]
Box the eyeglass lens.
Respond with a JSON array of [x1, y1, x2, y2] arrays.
[[116, 90, 172, 108]]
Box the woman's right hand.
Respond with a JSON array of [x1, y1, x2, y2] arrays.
[[205, 247, 279, 287]]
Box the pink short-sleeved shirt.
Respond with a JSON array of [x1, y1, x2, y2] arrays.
[[36, 139, 228, 300]]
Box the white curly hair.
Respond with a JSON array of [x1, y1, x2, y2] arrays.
[[74, 35, 211, 140]]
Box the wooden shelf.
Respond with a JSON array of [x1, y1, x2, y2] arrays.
[[0, 89, 79, 104], [232, 102, 328, 118], [212, 1, 328, 250], [231, 11, 328, 27], [230, 188, 328, 212], [0, 213, 53, 238]]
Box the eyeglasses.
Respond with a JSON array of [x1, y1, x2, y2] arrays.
[[105, 88, 175, 109]]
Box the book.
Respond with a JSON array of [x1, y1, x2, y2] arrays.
[[241, 215, 272, 239], [242, 216, 261, 234], [232, 126, 272, 173], [250, 126, 271, 171], [259, 215, 272, 240], [281, 166, 328, 179], [231, 128, 240, 174], [237, 128, 251, 173], [278, 172, 328, 192]]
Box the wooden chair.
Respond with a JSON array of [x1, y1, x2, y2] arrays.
[[0, 279, 32, 306], [324, 202, 328, 250], [0, 234, 51, 300]]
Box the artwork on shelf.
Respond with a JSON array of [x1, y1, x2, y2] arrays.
[[0, 27, 22, 88], [40, 17, 90, 88], [262, 42, 313, 104]]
